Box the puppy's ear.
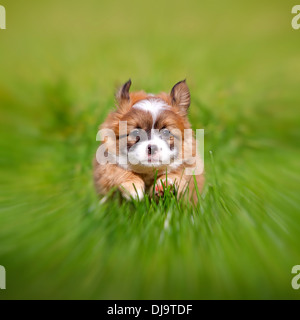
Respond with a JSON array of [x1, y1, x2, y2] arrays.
[[170, 80, 190, 115], [116, 79, 131, 105]]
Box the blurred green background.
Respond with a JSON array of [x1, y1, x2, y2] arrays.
[[0, 0, 300, 299]]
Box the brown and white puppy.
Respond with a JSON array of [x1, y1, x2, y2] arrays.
[[93, 80, 204, 201]]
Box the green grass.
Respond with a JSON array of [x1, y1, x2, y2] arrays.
[[0, 0, 300, 299]]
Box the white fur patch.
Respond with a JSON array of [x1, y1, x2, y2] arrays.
[[127, 134, 177, 168], [132, 98, 170, 126]]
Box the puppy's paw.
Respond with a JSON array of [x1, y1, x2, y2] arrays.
[[120, 182, 145, 201], [154, 178, 176, 197]]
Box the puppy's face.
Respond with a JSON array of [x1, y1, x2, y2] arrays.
[[103, 80, 192, 174], [119, 99, 185, 171]]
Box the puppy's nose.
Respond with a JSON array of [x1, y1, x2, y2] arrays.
[[147, 144, 158, 155]]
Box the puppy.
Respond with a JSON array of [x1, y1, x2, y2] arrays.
[[93, 80, 204, 201]]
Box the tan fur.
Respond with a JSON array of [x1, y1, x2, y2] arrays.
[[93, 80, 204, 201]]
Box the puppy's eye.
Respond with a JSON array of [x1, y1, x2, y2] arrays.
[[129, 129, 141, 139], [160, 128, 172, 139]]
